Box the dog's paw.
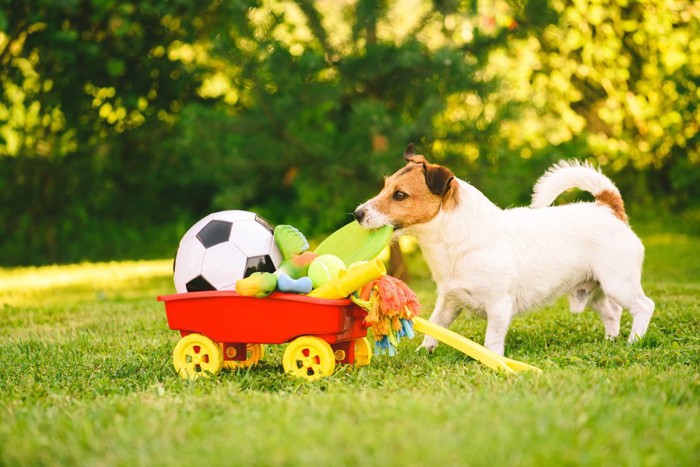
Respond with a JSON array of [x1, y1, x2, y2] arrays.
[[417, 335, 439, 353], [628, 332, 644, 344]]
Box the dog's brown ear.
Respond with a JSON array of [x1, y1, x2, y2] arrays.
[[403, 143, 426, 164], [403, 143, 416, 160], [425, 164, 455, 197]]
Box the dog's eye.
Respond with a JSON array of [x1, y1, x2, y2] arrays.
[[392, 191, 408, 201]]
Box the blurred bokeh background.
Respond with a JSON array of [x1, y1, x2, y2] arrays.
[[1, 0, 698, 266]]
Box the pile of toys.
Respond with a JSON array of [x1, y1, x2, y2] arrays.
[[235, 224, 342, 297], [234, 222, 420, 355]]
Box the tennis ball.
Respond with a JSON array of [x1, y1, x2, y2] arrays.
[[308, 255, 346, 288]]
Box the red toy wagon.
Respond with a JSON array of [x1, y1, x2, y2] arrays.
[[158, 291, 372, 380]]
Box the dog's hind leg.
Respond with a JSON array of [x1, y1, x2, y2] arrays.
[[627, 292, 655, 342], [595, 239, 655, 343], [590, 292, 623, 339], [418, 292, 461, 353], [568, 281, 597, 314], [601, 282, 655, 343]]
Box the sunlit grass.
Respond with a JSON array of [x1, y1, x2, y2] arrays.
[[0, 259, 174, 307]]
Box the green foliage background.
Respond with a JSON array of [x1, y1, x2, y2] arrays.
[[1, 0, 698, 265]]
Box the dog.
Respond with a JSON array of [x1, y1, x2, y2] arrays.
[[354, 144, 654, 355]]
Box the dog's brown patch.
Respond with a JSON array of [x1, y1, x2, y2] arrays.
[[442, 181, 460, 211], [596, 189, 628, 223], [369, 159, 459, 229]]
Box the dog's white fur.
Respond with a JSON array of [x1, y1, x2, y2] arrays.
[[356, 159, 654, 355]]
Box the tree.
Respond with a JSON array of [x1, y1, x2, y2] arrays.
[[1, 0, 557, 265], [0, 0, 241, 263], [493, 0, 700, 206], [168, 0, 556, 233]]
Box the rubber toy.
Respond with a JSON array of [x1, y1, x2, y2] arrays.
[[273, 225, 318, 279], [308, 254, 346, 288], [274, 224, 309, 258], [277, 274, 313, 294], [314, 221, 393, 265], [237, 225, 317, 296], [307, 258, 386, 300], [235, 272, 277, 297], [276, 250, 318, 279]]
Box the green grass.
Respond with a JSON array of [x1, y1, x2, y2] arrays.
[[1, 228, 699, 466]]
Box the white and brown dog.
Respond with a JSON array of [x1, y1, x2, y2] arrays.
[[354, 144, 654, 355]]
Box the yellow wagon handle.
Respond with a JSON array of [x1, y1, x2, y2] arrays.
[[412, 317, 542, 374]]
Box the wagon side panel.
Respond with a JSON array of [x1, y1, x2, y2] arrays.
[[161, 292, 368, 344]]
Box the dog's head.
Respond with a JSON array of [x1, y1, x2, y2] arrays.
[[354, 144, 459, 230]]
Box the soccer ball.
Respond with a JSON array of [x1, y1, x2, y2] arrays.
[[173, 210, 283, 293]]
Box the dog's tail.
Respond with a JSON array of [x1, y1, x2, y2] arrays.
[[531, 160, 628, 223]]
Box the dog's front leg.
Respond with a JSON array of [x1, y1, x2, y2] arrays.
[[484, 299, 513, 356], [418, 292, 460, 353]]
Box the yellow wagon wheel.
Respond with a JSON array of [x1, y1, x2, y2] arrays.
[[222, 343, 265, 370], [353, 337, 373, 367], [283, 336, 336, 381], [173, 333, 223, 380]]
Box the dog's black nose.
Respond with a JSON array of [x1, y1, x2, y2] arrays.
[[354, 208, 366, 223]]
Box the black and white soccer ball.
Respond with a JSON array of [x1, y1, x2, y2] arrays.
[[173, 210, 283, 293]]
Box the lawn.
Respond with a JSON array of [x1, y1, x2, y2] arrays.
[[0, 225, 698, 466]]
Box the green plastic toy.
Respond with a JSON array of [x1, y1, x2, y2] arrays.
[[314, 221, 393, 265]]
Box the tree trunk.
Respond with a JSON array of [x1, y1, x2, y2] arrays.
[[388, 242, 409, 282]]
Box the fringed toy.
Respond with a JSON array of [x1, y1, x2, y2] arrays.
[[352, 275, 421, 356]]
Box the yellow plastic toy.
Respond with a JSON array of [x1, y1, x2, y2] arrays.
[[352, 337, 373, 366], [282, 336, 337, 380], [307, 258, 386, 299], [172, 333, 224, 379], [412, 317, 542, 374]]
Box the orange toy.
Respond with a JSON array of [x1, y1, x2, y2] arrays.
[[352, 275, 421, 355]]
